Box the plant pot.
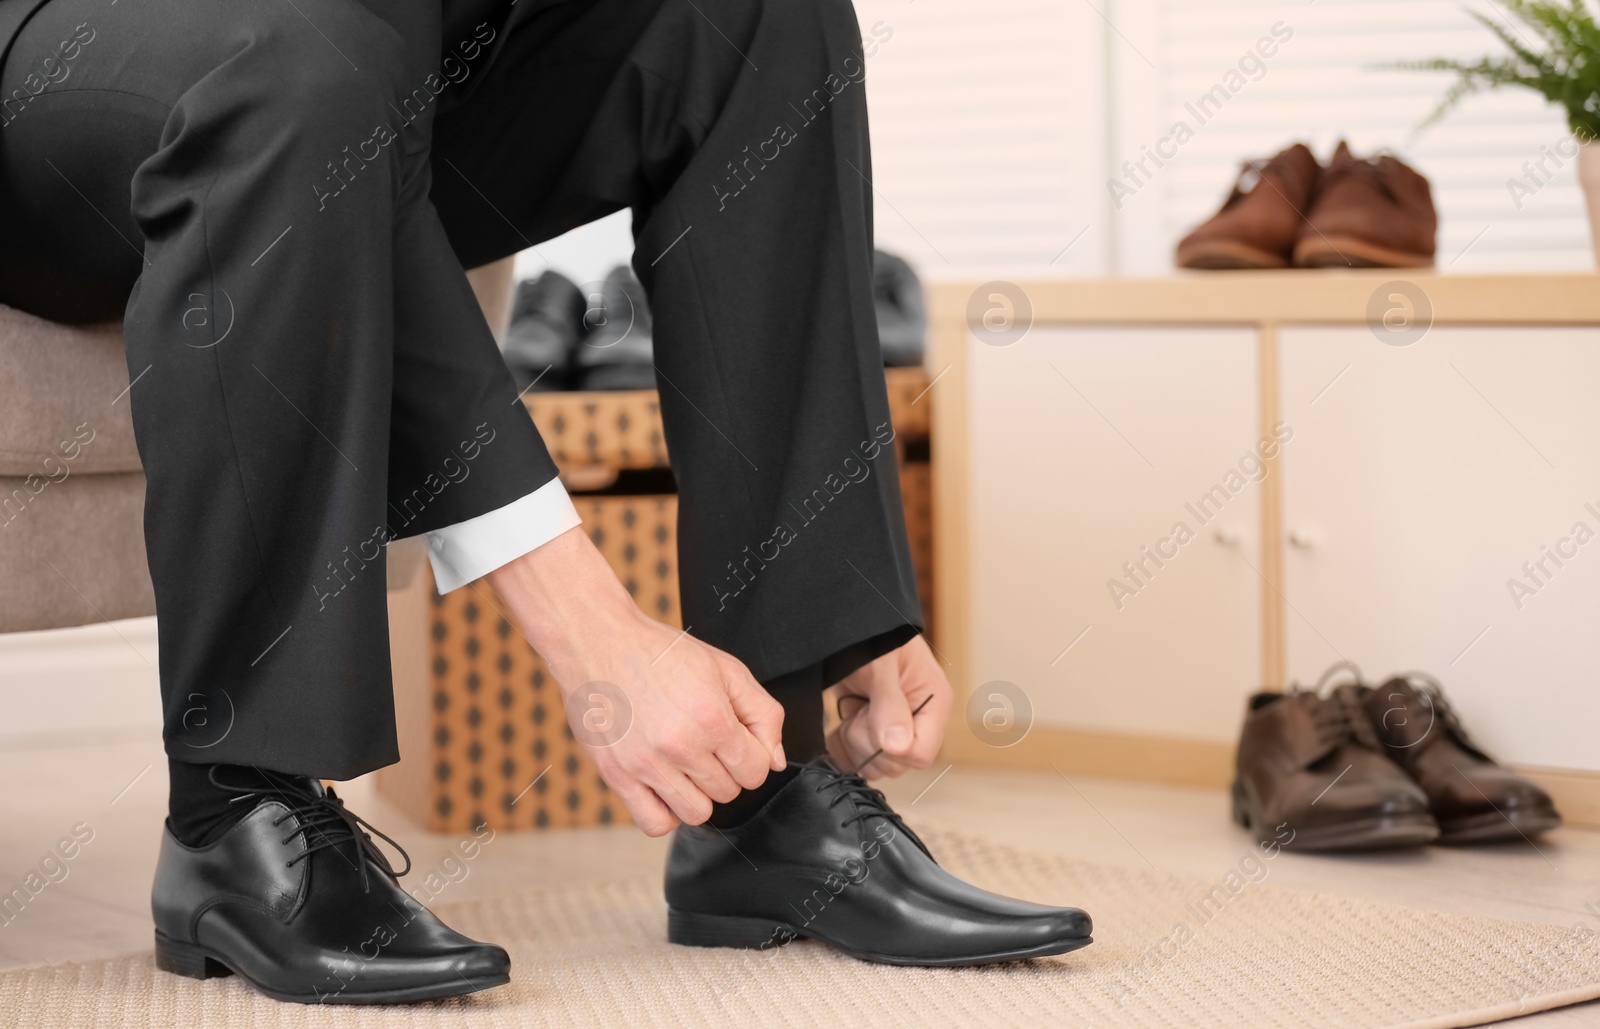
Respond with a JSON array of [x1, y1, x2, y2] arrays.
[[1580, 139, 1600, 269]]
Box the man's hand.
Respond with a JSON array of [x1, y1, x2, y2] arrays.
[[826, 635, 952, 779], [488, 527, 785, 836]]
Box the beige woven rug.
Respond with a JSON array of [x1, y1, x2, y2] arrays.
[[3, 829, 1597, 1028]]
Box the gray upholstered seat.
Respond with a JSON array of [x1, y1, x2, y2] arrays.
[[0, 258, 514, 635], [0, 306, 153, 632]]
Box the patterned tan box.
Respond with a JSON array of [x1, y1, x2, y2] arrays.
[[379, 368, 931, 832], [900, 461, 933, 632], [521, 367, 928, 480], [520, 390, 669, 480], [883, 366, 932, 443], [380, 497, 677, 832]]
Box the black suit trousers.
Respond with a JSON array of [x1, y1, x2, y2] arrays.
[[0, 0, 920, 777]]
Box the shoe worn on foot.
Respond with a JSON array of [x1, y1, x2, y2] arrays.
[[1233, 665, 1438, 852], [1175, 143, 1321, 269], [151, 772, 509, 1004], [1361, 673, 1561, 844], [665, 759, 1092, 966], [1293, 141, 1436, 267]]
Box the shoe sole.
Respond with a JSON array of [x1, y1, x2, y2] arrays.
[[1293, 235, 1433, 268], [154, 930, 510, 1005], [1231, 780, 1440, 851], [1176, 239, 1290, 270], [1435, 807, 1562, 845], [666, 909, 1092, 967]]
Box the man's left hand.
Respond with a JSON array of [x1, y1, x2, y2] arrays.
[[825, 635, 952, 779]]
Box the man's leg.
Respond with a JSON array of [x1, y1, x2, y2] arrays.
[[433, 0, 923, 754], [0, 0, 556, 779], [1, 0, 544, 999], [432, 0, 1094, 967]]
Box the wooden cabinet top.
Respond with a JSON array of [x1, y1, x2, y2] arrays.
[[931, 273, 1600, 326]]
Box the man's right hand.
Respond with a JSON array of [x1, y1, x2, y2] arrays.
[[487, 526, 785, 835]]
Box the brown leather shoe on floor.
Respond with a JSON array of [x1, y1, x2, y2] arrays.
[[1293, 141, 1436, 268], [1233, 666, 1438, 852], [1176, 143, 1321, 269], [1361, 673, 1561, 845]]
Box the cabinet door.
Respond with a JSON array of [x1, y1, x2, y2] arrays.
[[969, 327, 1261, 742], [1281, 326, 1600, 772]]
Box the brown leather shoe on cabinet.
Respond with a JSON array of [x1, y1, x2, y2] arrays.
[[1176, 143, 1321, 269], [1232, 670, 1438, 851], [1293, 141, 1436, 268], [1361, 673, 1561, 844]]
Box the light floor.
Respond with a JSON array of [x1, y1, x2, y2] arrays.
[[1, 732, 1595, 1027]]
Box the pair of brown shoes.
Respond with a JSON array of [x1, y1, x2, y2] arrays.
[[1233, 664, 1561, 852], [1176, 142, 1436, 270]]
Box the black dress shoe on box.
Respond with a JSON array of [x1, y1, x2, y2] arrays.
[[575, 265, 656, 392], [504, 271, 584, 393], [151, 774, 509, 1004], [665, 759, 1093, 966], [873, 249, 927, 367]]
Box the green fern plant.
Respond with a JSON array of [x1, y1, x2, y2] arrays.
[[1389, 0, 1600, 139]]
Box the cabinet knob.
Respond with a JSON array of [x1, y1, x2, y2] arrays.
[[1288, 528, 1316, 549], [1213, 526, 1241, 547]]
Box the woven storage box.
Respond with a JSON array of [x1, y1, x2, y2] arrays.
[[520, 369, 928, 481], [378, 370, 931, 832], [381, 495, 677, 832], [899, 461, 933, 629], [522, 390, 669, 475]]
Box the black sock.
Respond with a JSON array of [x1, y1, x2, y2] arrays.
[[767, 662, 829, 762], [708, 665, 827, 828], [166, 761, 312, 847]]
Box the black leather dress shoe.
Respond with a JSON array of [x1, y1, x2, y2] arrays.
[[873, 249, 927, 367], [151, 775, 509, 1004], [504, 270, 583, 393], [665, 759, 1092, 966], [575, 265, 656, 392]]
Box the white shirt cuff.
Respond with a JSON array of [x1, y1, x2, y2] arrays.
[[425, 477, 581, 593]]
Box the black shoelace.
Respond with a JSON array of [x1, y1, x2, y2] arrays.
[[211, 767, 411, 893], [801, 758, 934, 860]]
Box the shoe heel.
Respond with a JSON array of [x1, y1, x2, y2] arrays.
[[1230, 780, 1251, 829], [667, 909, 803, 950], [154, 931, 232, 980]]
